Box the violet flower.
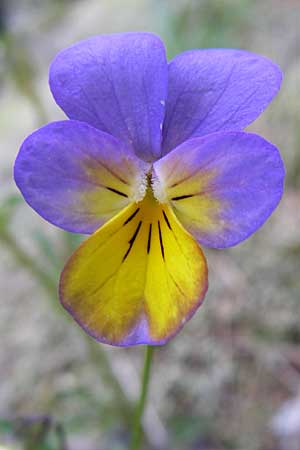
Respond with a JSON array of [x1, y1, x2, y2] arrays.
[[14, 33, 285, 346]]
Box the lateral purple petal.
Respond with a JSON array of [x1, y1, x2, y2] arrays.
[[162, 49, 282, 154], [14, 121, 148, 234], [49, 32, 168, 162], [154, 131, 285, 248]]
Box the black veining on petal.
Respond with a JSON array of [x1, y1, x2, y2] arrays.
[[147, 224, 152, 254], [171, 194, 194, 201], [123, 208, 140, 225], [158, 220, 165, 260], [105, 186, 128, 197], [162, 210, 172, 230], [123, 221, 142, 261]]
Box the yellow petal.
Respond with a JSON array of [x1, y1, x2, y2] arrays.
[[60, 189, 208, 346]]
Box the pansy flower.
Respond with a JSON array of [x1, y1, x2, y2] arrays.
[[14, 33, 284, 346]]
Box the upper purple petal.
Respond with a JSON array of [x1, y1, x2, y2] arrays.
[[49, 32, 168, 162], [162, 49, 282, 154]]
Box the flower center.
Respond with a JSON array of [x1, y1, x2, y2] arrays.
[[120, 171, 171, 261], [149, 167, 167, 204], [128, 163, 167, 206], [138, 172, 163, 220]]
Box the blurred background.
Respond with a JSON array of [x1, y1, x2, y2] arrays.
[[0, 0, 299, 449]]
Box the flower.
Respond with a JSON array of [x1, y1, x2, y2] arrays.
[[14, 32, 285, 346]]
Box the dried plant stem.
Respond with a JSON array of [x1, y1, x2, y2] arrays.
[[130, 345, 154, 450], [1, 227, 164, 447], [0, 227, 57, 298], [0, 227, 132, 418]]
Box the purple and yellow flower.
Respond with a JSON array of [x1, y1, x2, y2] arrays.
[[14, 33, 285, 346]]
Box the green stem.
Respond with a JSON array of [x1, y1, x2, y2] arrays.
[[130, 346, 154, 450]]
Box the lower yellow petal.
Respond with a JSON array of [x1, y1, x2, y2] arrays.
[[60, 189, 208, 346]]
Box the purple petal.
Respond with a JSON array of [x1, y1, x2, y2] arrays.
[[162, 49, 282, 154], [154, 131, 285, 248], [49, 32, 168, 162], [14, 121, 148, 234]]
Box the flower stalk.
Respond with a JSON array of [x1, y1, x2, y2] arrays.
[[130, 346, 154, 450]]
